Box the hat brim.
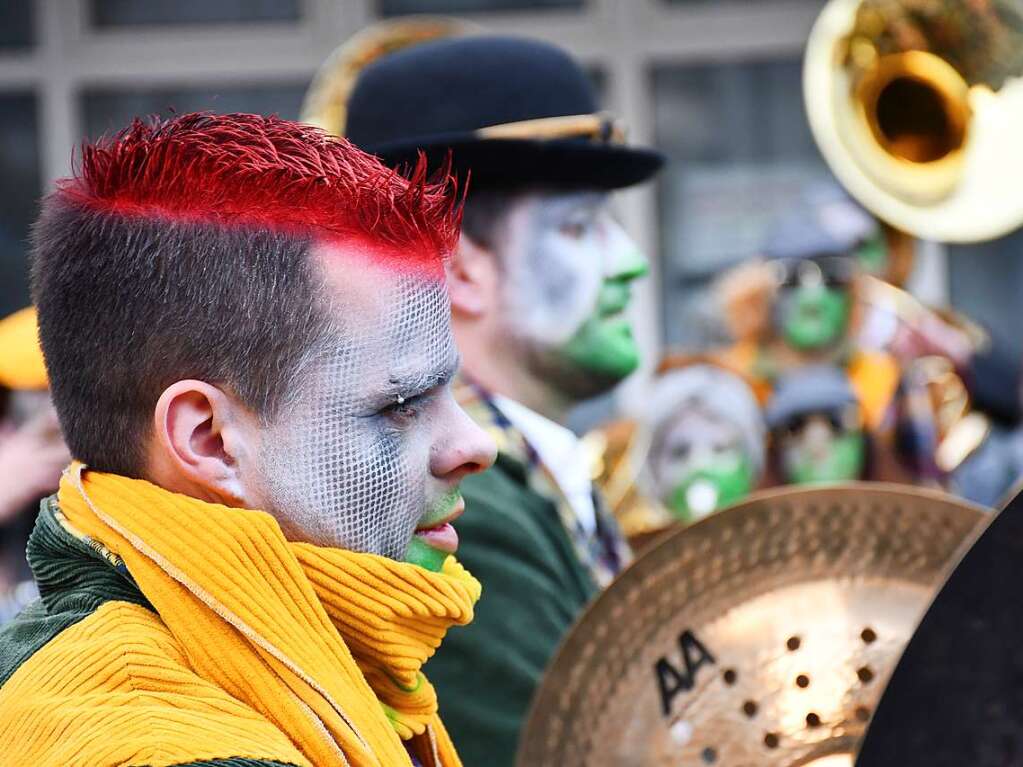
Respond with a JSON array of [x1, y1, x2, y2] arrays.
[[365, 136, 665, 190]]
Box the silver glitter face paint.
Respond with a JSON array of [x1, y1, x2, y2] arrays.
[[257, 256, 460, 559]]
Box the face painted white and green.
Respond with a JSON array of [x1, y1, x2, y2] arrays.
[[650, 407, 754, 523], [778, 410, 865, 485], [497, 192, 649, 401], [775, 260, 852, 352], [255, 245, 495, 571]]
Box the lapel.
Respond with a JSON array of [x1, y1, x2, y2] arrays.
[[454, 376, 630, 587]]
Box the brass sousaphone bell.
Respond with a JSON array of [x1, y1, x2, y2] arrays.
[[804, 0, 1023, 242]]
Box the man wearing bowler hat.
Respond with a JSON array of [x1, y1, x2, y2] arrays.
[[326, 31, 665, 763]]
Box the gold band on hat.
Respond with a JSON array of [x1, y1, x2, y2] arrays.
[[474, 112, 626, 144]]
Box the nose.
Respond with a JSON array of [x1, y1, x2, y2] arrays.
[[603, 218, 649, 283], [431, 395, 497, 483]]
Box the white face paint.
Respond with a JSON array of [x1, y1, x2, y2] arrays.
[[500, 192, 605, 345], [495, 191, 649, 399], [650, 407, 745, 496], [256, 251, 470, 559]]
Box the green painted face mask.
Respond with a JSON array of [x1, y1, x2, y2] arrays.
[[781, 283, 851, 351], [561, 252, 649, 380], [665, 451, 754, 524], [786, 431, 865, 485]]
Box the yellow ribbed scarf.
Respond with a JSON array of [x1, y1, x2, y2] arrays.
[[57, 463, 480, 767]]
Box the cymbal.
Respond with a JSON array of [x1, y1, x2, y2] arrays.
[[855, 487, 1017, 766], [517, 483, 984, 767]]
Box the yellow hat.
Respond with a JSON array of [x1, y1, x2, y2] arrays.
[[0, 306, 48, 390]]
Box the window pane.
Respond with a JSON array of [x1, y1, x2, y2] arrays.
[[379, 0, 582, 15], [0, 0, 34, 50], [0, 94, 40, 318], [89, 0, 300, 28], [653, 58, 832, 350], [81, 84, 307, 140]]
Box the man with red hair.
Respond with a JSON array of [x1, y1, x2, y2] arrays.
[[0, 112, 495, 767]]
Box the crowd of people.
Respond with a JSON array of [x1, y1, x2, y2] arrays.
[[0, 18, 1018, 767]]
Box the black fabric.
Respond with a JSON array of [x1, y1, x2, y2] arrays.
[[967, 334, 1022, 426], [855, 491, 1023, 766], [345, 35, 663, 190]]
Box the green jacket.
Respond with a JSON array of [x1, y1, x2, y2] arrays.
[[0, 499, 316, 767], [427, 383, 629, 767]]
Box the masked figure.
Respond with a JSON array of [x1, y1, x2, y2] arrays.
[[593, 363, 765, 547], [647, 371, 763, 521], [766, 366, 869, 485], [0, 113, 498, 767], [324, 33, 663, 766], [716, 188, 902, 432]]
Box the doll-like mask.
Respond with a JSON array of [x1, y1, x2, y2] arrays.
[[773, 257, 855, 352], [650, 404, 755, 523]]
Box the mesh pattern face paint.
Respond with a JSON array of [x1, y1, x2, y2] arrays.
[[258, 263, 458, 559]]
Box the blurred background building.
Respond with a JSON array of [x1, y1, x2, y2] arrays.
[[0, 0, 1018, 416]]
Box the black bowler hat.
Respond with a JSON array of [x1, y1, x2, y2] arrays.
[[344, 35, 664, 190]]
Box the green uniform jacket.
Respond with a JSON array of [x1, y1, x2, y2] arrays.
[[0, 500, 319, 767], [427, 382, 630, 767], [426, 455, 598, 767]]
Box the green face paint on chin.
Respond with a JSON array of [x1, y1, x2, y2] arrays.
[[402, 489, 462, 572], [560, 279, 641, 380], [404, 536, 449, 572], [665, 452, 753, 523], [782, 284, 851, 351], [787, 431, 865, 485]]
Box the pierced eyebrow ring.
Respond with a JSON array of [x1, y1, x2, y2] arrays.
[[395, 395, 406, 405]]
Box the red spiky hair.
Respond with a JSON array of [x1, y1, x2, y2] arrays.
[[57, 112, 461, 269]]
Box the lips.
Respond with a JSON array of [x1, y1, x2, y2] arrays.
[[414, 494, 465, 554], [414, 523, 459, 553]]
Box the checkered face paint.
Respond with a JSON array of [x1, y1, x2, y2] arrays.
[[257, 252, 465, 559]]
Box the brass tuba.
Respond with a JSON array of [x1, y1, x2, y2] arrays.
[[804, 0, 1023, 242]]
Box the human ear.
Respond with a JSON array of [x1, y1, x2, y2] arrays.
[[446, 234, 497, 319], [150, 380, 252, 506]]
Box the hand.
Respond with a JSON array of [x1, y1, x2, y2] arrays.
[[0, 405, 70, 524]]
